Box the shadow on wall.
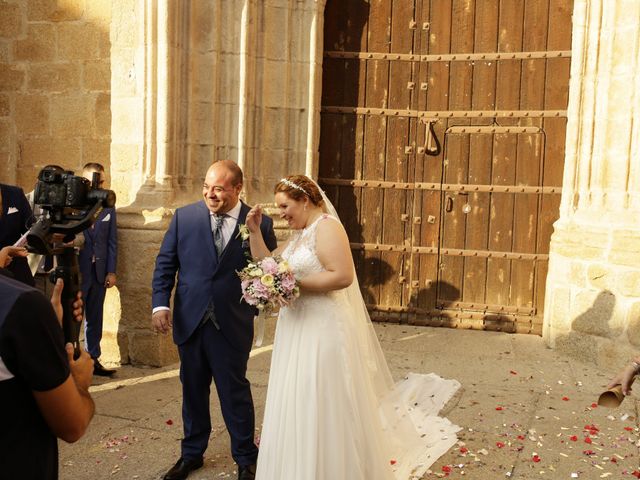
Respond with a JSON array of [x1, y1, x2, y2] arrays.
[[553, 290, 618, 363]]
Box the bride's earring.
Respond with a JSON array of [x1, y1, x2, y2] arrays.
[[304, 203, 307, 211]]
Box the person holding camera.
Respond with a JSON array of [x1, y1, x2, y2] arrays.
[[0, 183, 35, 285], [77, 163, 118, 377], [0, 246, 95, 479]]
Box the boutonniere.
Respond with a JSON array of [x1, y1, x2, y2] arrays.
[[236, 223, 250, 241]]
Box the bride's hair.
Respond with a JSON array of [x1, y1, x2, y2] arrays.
[[275, 175, 324, 207]]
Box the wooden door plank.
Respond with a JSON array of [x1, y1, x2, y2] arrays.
[[485, 0, 524, 307], [461, 0, 499, 306], [439, 0, 475, 307], [414, 0, 452, 311], [535, 0, 572, 313], [360, 0, 392, 308], [379, 0, 415, 309]]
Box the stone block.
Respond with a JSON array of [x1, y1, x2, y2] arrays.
[[187, 100, 215, 144], [50, 94, 93, 137], [618, 270, 640, 297], [260, 6, 288, 61], [111, 97, 143, 143], [28, 63, 81, 92], [110, 1, 139, 48], [0, 43, 8, 62], [83, 60, 110, 91], [0, 63, 25, 90], [255, 107, 287, 149], [127, 330, 178, 367], [626, 301, 640, 347], [554, 331, 603, 364], [27, 0, 84, 21], [0, 2, 22, 38], [20, 136, 81, 169], [571, 289, 619, 338], [547, 285, 572, 331], [119, 287, 153, 331], [17, 164, 41, 189], [110, 50, 138, 97], [94, 92, 111, 137], [259, 59, 289, 108], [0, 119, 11, 151], [191, 1, 216, 53], [85, 0, 111, 25], [587, 263, 610, 290], [15, 94, 49, 134], [189, 55, 215, 102], [14, 24, 55, 61], [58, 22, 101, 60], [82, 138, 110, 167]]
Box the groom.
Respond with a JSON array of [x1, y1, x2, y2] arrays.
[[151, 160, 277, 480]]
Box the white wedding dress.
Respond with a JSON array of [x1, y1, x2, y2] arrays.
[[255, 214, 461, 480]]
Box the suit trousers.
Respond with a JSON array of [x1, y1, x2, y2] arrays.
[[178, 319, 258, 466], [82, 263, 107, 359]]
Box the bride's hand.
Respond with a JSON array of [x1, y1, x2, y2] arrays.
[[246, 204, 263, 233]]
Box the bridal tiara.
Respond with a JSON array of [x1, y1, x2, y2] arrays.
[[280, 178, 309, 196]]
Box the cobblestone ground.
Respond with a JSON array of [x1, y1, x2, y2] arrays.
[[60, 321, 638, 480]]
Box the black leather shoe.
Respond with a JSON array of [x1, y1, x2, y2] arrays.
[[238, 464, 256, 480], [93, 358, 116, 377], [163, 457, 204, 480]]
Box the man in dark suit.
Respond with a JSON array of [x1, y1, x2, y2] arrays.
[[152, 160, 277, 480], [0, 183, 35, 286], [78, 163, 118, 377]]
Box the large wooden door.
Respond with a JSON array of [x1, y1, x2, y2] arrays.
[[319, 0, 572, 334]]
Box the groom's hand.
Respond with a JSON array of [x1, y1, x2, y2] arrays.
[[152, 310, 172, 334]]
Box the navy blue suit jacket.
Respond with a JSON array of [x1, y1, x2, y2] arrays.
[[0, 184, 34, 285], [152, 201, 277, 352], [78, 207, 117, 288]]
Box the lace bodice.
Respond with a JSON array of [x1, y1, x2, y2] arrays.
[[281, 214, 332, 279]]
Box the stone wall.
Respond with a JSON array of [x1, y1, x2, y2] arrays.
[[110, 0, 326, 365], [0, 0, 111, 186], [543, 0, 640, 369]]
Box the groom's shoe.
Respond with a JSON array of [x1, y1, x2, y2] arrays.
[[237, 464, 256, 480], [163, 457, 204, 480]]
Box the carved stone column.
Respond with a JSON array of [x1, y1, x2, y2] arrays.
[[109, 0, 327, 365], [543, 0, 640, 368]]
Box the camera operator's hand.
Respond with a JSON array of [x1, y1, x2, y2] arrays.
[[105, 273, 117, 288], [50, 278, 84, 327], [0, 246, 28, 268], [66, 343, 94, 393], [152, 310, 173, 334]]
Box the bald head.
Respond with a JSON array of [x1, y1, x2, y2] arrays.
[[208, 160, 243, 187]]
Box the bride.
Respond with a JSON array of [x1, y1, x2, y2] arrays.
[[245, 175, 461, 480]]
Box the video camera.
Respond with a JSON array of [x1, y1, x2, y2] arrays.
[[26, 166, 116, 356]]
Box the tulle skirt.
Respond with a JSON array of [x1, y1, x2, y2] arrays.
[[255, 290, 461, 480]]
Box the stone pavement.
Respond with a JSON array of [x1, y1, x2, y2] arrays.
[[60, 319, 640, 480]]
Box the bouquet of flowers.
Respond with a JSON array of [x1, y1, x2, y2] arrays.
[[237, 256, 299, 312]]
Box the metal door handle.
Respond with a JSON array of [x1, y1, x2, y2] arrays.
[[445, 196, 454, 212], [423, 119, 441, 156]]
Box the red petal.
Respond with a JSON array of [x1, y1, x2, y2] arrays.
[[584, 437, 592, 444], [495, 406, 504, 411], [532, 455, 541, 463], [166, 419, 173, 425], [390, 459, 397, 465], [569, 435, 578, 442], [562, 396, 570, 401]]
